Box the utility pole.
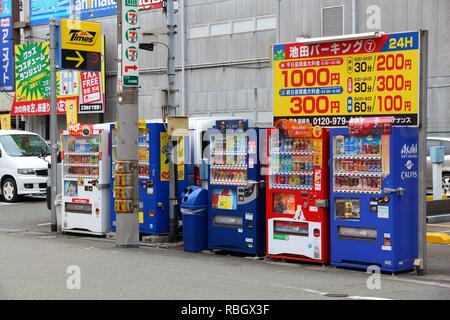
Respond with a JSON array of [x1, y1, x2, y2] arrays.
[[167, 0, 179, 242], [417, 30, 429, 275], [276, 0, 281, 43], [49, 19, 58, 232], [115, 0, 140, 248]]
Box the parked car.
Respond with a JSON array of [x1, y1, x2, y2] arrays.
[[0, 130, 50, 202], [427, 137, 450, 196]]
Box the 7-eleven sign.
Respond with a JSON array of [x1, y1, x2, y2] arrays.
[[122, 0, 139, 88], [126, 47, 138, 61], [126, 29, 138, 43]]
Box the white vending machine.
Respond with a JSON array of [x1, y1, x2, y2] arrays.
[[61, 124, 111, 235]]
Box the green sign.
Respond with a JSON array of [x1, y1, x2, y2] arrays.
[[15, 42, 50, 101], [273, 234, 289, 241], [123, 76, 139, 87]]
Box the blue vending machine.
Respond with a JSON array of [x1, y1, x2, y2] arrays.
[[329, 117, 419, 272], [208, 120, 266, 255], [110, 120, 188, 235]]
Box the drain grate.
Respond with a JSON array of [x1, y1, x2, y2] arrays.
[[324, 293, 349, 298]]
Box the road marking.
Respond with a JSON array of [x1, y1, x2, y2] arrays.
[[348, 296, 391, 300], [279, 285, 392, 300], [389, 276, 450, 289], [427, 224, 450, 228], [37, 222, 51, 226]]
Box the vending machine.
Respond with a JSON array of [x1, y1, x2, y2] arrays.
[[110, 120, 188, 235], [330, 117, 419, 272], [208, 120, 266, 255], [61, 124, 111, 235], [266, 120, 330, 264]]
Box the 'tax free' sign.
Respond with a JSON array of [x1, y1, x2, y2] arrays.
[[81, 71, 103, 104]]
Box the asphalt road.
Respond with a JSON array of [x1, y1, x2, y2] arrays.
[[0, 197, 449, 300]]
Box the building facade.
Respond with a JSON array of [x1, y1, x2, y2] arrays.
[[3, 0, 449, 137]]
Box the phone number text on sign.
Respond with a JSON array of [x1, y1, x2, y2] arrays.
[[273, 31, 420, 127]]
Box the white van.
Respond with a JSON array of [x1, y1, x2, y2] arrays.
[[0, 130, 50, 202]]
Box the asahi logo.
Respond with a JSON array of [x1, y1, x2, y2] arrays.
[[401, 144, 418, 155], [68, 30, 97, 46], [401, 143, 418, 159]]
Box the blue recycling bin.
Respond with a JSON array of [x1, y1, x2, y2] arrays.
[[180, 187, 208, 252]]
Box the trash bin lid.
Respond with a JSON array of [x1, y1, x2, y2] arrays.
[[181, 186, 208, 209]]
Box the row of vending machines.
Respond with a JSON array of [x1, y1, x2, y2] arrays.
[[59, 117, 419, 273], [206, 118, 419, 273], [60, 121, 188, 237]]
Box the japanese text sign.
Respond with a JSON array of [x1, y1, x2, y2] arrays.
[[15, 42, 50, 102], [0, 12, 13, 91], [30, 0, 70, 26], [273, 31, 420, 127], [80, 71, 103, 104]]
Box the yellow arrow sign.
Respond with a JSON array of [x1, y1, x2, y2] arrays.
[[66, 51, 84, 68]]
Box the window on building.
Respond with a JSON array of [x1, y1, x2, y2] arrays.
[[322, 5, 344, 37], [210, 22, 232, 37], [232, 18, 255, 34], [256, 16, 276, 31], [189, 24, 210, 39]]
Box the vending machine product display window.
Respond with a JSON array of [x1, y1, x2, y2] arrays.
[[332, 135, 384, 194]]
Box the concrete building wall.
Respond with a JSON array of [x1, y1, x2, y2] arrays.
[[19, 0, 450, 136]]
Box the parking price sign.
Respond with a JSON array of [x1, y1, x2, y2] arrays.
[[273, 31, 420, 127], [122, 0, 139, 87]]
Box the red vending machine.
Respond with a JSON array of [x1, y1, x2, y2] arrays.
[[266, 120, 330, 264]]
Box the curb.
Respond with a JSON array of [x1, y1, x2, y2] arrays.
[[427, 232, 450, 245]]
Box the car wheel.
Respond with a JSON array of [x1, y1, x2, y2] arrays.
[[2, 178, 18, 203], [443, 176, 450, 197]]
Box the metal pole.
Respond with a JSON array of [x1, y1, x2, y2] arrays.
[[417, 30, 429, 275], [276, 0, 281, 43], [49, 19, 58, 232], [432, 162, 443, 200], [352, 0, 357, 34], [167, 0, 178, 242], [116, 0, 140, 247], [180, 0, 186, 116]]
